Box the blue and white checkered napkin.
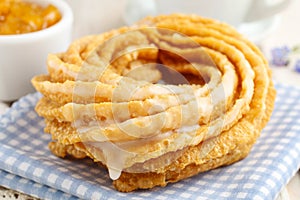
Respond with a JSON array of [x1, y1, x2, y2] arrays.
[[0, 83, 300, 200]]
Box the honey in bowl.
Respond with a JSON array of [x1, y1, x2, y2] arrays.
[[0, 0, 61, 35]]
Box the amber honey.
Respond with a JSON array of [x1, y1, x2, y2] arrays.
[[0, 0, 61, 35]]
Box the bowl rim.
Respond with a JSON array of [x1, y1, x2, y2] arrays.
[[0, 0, 73, 41]]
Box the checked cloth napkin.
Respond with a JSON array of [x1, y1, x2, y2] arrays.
[[0, 83, 300, 200]]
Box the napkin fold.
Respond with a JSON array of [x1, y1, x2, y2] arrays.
[[0, 83, 300, 200]]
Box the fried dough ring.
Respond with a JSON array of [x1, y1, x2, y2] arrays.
[[32, 14, 276, 192]]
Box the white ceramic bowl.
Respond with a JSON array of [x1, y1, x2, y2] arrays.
[[0, 0, 73, 101]]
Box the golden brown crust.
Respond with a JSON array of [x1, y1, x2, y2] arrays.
[[114, 85, 275, 192], [31, 14, 276, 192]]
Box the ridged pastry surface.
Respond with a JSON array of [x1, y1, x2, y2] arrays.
[[31, 14, 276, 192]]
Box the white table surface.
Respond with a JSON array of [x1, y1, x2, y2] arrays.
[[1, 0, 300, 199]]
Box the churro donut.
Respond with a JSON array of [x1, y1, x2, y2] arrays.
[[31, 14, 276, 192]]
